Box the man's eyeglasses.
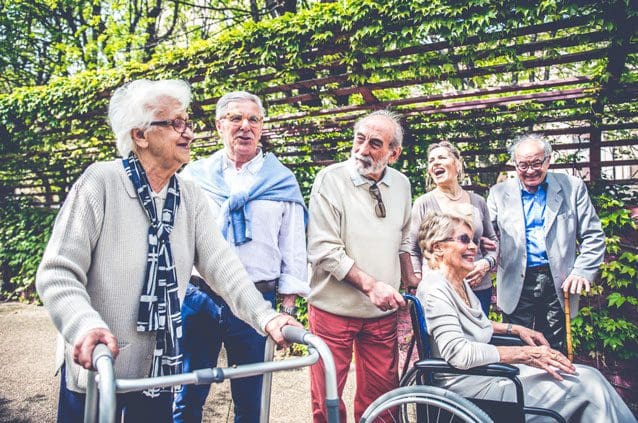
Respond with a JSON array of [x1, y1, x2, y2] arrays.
[[369, 183, 386, 218], [515, 156, 548, 171], [149, 118, 193, 135], [222, 113, 263, 128], [442, 234, 473, 245]]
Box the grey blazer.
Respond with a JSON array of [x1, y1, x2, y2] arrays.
[[486, 172, 605, 316]]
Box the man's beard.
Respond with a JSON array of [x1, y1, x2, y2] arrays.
[[352, 152, 390, 177]]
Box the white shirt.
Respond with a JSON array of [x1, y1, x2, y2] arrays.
[[200, 150, 309, 296]]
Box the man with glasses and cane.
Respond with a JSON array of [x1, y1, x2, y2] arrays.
[[173, 91, 309, 423], [306, 110, 419, 422], [487, 134, 605, 353]]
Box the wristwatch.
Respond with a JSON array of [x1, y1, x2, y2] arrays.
[[281, 305, 298, 317]]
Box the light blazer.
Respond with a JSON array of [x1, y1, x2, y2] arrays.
[[487, 172, 605, 316]]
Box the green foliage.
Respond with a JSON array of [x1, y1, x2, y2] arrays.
[[0, 199, 57, 302], [571, 187, 638, 363]]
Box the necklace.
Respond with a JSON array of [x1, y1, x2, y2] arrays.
[[453, 283, 471, 307], [437, 187, 464, 201]]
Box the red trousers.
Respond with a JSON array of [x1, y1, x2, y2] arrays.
[[309, 305, 399, 422]]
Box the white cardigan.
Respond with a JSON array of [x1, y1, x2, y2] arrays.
[[36, 159, 277, 392]]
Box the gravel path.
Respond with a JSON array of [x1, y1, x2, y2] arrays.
[[0, 302, 355, 422]]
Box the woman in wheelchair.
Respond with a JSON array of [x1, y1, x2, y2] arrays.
[[415, 211, 635, 422]]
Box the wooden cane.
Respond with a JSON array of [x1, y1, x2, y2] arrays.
[[564, 290, 573, 362]]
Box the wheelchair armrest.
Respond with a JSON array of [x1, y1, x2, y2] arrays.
[[490, 335, 524, 346], [414, 358, 520, 379]]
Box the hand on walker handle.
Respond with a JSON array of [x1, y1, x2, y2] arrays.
[[73, 328, 119, 370], [265, 314, 303, 348]]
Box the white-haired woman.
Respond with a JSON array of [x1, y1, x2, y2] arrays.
[[416, 211, 636, 422], [36, 79, 299, 422]]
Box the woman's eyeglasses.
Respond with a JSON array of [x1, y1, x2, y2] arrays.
[[442, 234, 473, 245], [149, 118, 193, 135], [368, 183, 386, 218]]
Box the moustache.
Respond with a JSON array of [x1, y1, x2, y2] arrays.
[[353, 154, 372, 165]]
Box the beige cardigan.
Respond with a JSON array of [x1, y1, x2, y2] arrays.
[[36, 160, 277, 392]]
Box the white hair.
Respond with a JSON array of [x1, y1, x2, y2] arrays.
[[108, 79, 192, 157], [215, 91, 265, 120], [354, 110, 404, 148], [509, 133, 553, 162]]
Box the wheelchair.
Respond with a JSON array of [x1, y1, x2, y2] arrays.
[[399, 294, 566, 423]]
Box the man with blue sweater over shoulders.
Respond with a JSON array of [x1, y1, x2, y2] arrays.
[[173, 91, 309, 423]]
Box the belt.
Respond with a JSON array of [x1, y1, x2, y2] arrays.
[[189, 275, 215, 297], [527, 264, 551, 274], [254, 279, 278, 294]]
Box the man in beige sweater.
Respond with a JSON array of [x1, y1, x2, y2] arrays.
[[307, 110, 418, 422]]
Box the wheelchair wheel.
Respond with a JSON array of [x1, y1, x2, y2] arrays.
[[359, 385, 492, 423]]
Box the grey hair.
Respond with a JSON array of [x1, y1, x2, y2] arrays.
[[509, 133, 553, 162], [108, 79, 192, 157], [418, 211, 474, 268], [426, 141, 465, 185], [215, 91, 265, 120], [354, 110, 404, 148]]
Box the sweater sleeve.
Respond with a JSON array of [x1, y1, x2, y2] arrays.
[[307, 173, 355, 281], [36, 168, 109, 345], [408, 197, 426, 274], [423, 284, 499, 370], [192, 189, 278, 335], [477, 195, 499, 262]]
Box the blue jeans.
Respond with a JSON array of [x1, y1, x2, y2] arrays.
[[57, 365, 173, 423], [173, 283, 276, 423]]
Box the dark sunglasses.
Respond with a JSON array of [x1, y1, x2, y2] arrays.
[[442, 234, 473, 245], [149, 118, 193, 134], [368, 183, 386, 218]]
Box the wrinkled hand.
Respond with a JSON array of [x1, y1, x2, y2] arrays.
[[265, 314, 303, 348], [403, 274, 422, 295], [525, 345, 575, 381], [367, 281, 406, 311], [480, 237, 498, 252], [515, 325, 549, 347], [464, 259, 490, 287], [73, 328, 119, 370], [562, 275, 591, 295]]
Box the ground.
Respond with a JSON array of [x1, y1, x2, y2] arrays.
[[0, 302, 356, 423]]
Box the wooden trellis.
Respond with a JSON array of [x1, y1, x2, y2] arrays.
[[2, 3, 637, 205]]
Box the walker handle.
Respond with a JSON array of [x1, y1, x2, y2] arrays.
[[281, 325, 308, 344]]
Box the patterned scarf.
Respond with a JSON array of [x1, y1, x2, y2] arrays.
[[123, 153, 183, 398]]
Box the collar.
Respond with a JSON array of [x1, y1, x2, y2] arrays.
[[347, 157, 393, 187], [518, 177, 548, 196], [222, 148, 264, 174]]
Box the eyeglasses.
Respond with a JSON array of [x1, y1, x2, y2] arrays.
[[221, 113, 263, 128], [369, 183, 386, 218], [442, 234, 473, 245], [515, 156, 548, 171], [149, 118, 193, 135]]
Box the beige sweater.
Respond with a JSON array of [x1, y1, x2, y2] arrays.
[[307, 160, 412, 318], [36, 160, 277, 392]]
